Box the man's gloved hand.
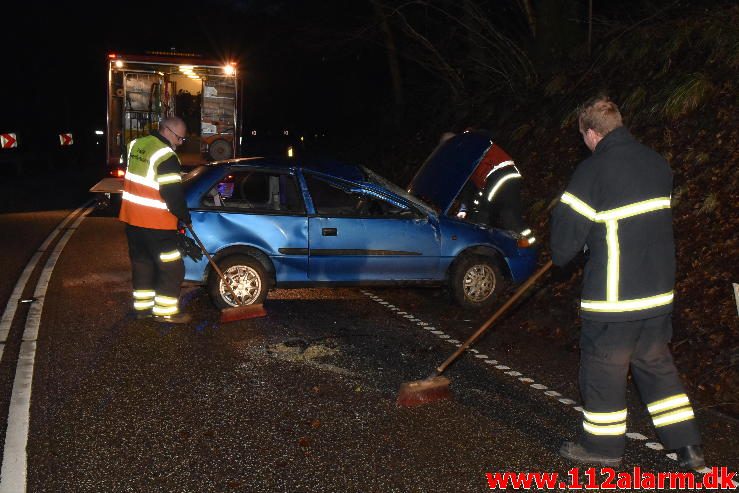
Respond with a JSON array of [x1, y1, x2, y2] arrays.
[[177, 233, 203, 262]]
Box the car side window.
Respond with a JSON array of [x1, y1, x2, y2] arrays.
[[304, 174, 410, 218], [201, 170, 305, 213]]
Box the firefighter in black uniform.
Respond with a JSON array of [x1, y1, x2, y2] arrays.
[[551, 96, 703, 469], [450, 130, 534, 243]]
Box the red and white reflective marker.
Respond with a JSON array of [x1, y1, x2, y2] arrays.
[[0, 133, 17, 148], [59, 133, 73, 146]]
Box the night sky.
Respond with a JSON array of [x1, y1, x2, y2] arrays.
[[2, 1, 387, 141], [2, 0, 720, 150]]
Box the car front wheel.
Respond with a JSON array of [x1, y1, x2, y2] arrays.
[[207, 255, 269, 309], [450, 254, 507, 309]]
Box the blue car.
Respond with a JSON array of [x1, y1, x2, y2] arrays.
[[182, 130, 537, 310]]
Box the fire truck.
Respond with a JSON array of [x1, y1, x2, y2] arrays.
[[90, 51, 243, 202]]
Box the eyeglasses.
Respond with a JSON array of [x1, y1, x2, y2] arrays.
[[164, 125, 186, 143]]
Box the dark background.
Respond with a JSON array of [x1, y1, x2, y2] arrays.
[[2, 1, 392, 147], [3, 0, 718, 162]]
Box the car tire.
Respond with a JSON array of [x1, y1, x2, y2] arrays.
[[450, 254, 507, 309], [207, 255, 269, 309]]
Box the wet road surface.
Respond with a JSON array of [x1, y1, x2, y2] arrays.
[[0, 205, 737, 492]]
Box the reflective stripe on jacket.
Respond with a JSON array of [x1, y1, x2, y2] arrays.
[[119, 134, 181, 230], [550, 127, 676, 322], [470, 143, 520, 190]]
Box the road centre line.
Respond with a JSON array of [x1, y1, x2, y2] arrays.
[[361, 291, 713, 472], [0, 203, 94, 493]]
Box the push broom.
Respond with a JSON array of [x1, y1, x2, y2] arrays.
[[397, 260, 553, 407], [186, 224, 268, 323]]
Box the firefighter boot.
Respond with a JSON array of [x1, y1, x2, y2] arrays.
[[677, 445, 705, 470], [558, 442, 622, 466]]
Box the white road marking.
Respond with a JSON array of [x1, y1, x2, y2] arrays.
[[626, 432, 648, 440], [0, 204, 93, 493], [0, 204, 90, 344], [361, 291, 694, 466]]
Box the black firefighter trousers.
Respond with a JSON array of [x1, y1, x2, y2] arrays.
[[125, 225, 184, 316], [579, 313, 702, 457]]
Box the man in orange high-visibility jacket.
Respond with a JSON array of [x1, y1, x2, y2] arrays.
[[551, 96, 703, 470], [119, 116, 192, 324]]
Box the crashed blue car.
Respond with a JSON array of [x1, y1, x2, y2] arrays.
[[182, 130, 537, 310]]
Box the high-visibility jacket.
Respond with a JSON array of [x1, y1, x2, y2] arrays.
[[468, 143, 529, 237], [119, 134, 184, 230], [551, 127, 675, 322], [469, 143, 521, 193]]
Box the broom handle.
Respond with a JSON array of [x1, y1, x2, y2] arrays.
[[186, 224, 242, 302], [435, 259, 553, 375]]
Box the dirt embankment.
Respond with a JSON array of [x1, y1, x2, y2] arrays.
[[359, 5, 738, 417], [492, 5, 738, 418]]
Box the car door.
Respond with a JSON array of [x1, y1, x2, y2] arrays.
[[303, 173, 441, 282], [187, 167, 310, 283]]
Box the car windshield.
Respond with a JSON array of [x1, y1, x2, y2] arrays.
[[361, 166, 435, 215]]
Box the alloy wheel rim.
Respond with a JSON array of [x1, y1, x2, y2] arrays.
[[220, 265, 262, 306], [463, 264, 496, 302]]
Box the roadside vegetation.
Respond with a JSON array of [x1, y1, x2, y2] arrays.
[[326, 2, 738, 417]]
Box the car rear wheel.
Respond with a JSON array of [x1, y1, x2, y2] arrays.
[[450, 254, 507, 309], [207, 255, 269, 309]]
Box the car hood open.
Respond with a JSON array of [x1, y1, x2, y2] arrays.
[[407, 130, 493, 214]]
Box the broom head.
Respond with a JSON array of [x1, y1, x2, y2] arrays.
[[220, 304, 267, 323], [397, 376, 452, 408]]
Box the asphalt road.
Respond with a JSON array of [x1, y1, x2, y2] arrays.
[[0, 193, 736, 492]]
